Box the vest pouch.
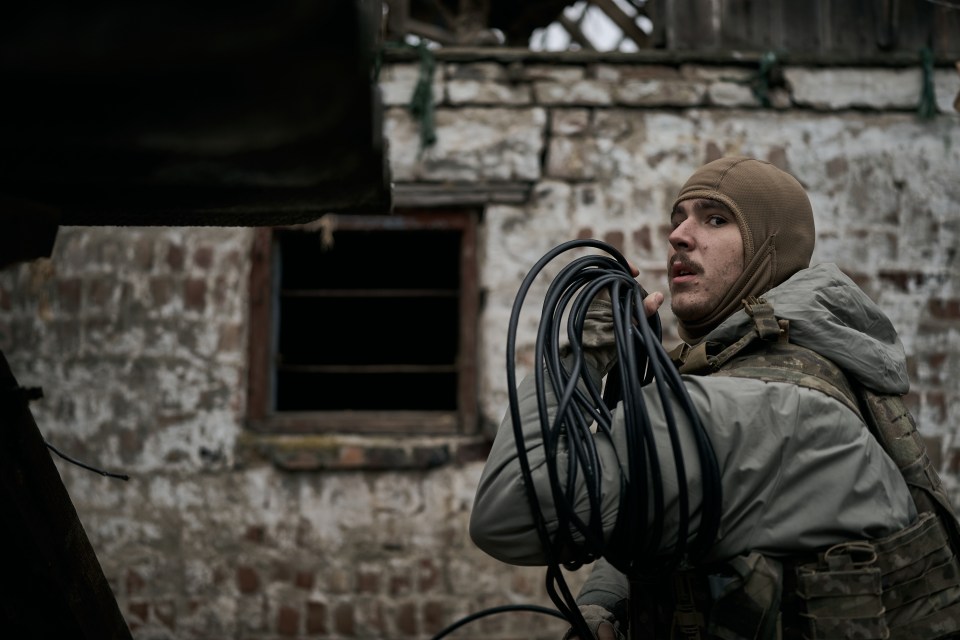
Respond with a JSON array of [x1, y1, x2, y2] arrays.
[[796, 541, 889, 639], [871, 511, 960, 639]]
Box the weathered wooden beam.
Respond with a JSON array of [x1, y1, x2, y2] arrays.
[[591, 0, 652, 49], [558, 13, 597, 50], [0, 352, 132, 639]]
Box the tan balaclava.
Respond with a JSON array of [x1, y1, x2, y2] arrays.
[[671, 156, 815, 343]]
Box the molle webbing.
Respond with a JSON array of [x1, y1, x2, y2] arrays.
[[711, 342, 863, 420], [795, 512, 960, 640], [690, 298, 960, 640]]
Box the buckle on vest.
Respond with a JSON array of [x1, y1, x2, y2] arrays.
[[743, 297, 784, 342]]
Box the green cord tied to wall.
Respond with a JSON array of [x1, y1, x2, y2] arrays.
[[918, 46, 939, 121], [408, 42, 438, 151], [376, 39, 438, 153], [750, 51, 779, 108]]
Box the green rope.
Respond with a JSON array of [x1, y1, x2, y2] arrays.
[[376, 40, 438, 152], [750, 51, 779, 108], [918, 46, 939, 121], [409, 42, 438, 151]]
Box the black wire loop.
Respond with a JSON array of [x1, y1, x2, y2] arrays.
[[504, 239, 722, 639]]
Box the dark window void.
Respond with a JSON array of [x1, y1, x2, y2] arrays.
[[247, 211, 478, 435]]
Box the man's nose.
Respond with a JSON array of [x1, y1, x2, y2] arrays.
[[669, 219, 694, 250]]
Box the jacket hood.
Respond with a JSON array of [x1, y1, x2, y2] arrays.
[[704, 263, 910, 394]]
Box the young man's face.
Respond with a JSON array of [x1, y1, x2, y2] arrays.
[[667, 198, 745, 322]]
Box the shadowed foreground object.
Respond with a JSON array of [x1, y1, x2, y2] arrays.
[[0, 0, 390, 228], [0, 351, 133, 639]]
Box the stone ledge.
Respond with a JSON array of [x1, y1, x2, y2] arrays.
[[381, 46, 960, 69], [392, 181, 533, 207], [237, 433, 491, 471]]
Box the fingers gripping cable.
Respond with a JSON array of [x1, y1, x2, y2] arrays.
[[503, 239, 722, 639]]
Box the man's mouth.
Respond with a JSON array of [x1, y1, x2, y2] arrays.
[[670, 258, 699, 282]]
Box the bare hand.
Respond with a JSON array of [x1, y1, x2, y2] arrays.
[[626, 259, 664, 319], [643, 291, 664, 318]]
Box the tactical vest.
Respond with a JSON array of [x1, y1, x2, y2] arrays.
[[646, 298, 960, 640]]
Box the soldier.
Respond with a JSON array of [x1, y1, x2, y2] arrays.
[[470, 157, 960, 639]]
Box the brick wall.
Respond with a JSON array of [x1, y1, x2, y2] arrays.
[[0, 53, 958, 638]]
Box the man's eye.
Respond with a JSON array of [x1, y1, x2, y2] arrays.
[[708, 215, 727, 227]]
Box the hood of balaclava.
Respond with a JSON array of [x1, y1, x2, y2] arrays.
[[672, 157, 815, 343]]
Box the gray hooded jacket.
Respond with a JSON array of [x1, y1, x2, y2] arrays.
[[469, 263, 916, 611]]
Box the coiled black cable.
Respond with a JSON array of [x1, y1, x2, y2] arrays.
[[503, 239, 723, 639], [431, 239, 722, 640]]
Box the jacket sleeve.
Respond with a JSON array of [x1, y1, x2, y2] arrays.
[[468, 348, 708, 566], [469, 310, 916, 568], [576, 557, 631, 615]]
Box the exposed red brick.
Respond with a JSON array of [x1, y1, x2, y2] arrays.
[[334, 602, 356, 636], [705, 141, 723, 163], [184, 278, 207, 311], [366, 601, 387, 635], [423, 601, 446, 635], [57, 278, 82, 313], [926, 352, 948, 371], [418, 558, 440, 592], [632, 226, 652, 253], [277, 605, 300, 636], [126, 569, 146, 596], [356, 569, 379, 594], [326, 569, 351, 594], [218, 323, 243, 352], [167, 244, 185, 271], [826, 156, 848, 177], [576, 227, 593, 240], [163, 449, 189, 463], [602, 230, 624, 252], [193, 246, 214, 269], [128, 601, 149, 622], [511, 571, 536, 596], [396, 602, 417, 637], [766, 145, 789, 172], [134, 236, 155, 270], [927, 391, 948, 423], [244, 525, 266, 544], [154, 600, 176, 630], [929, 298, 960, 319], [295, 571, 315, 590], [905, 355, 919, 379], [306, 600, 327, 635], [87, 278, 113, 308], [149, 276, 173, 306], [272, 561, 293, 582], [390, 574, 412, 597], [118, 429, 142, 458], [237, 566, 260, 594], [903, 391, 921, 417], [947, 447, 960, 476], [212, 274, 228, 306]]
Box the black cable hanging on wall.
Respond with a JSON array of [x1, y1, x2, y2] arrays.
[[432, 239, 722, 640]]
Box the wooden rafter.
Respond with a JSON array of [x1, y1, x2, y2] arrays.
[[558, 12, 598, 50], [591, 0, 651, 48]]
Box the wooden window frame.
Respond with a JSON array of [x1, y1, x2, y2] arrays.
[[246, 210, 479, 436]]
